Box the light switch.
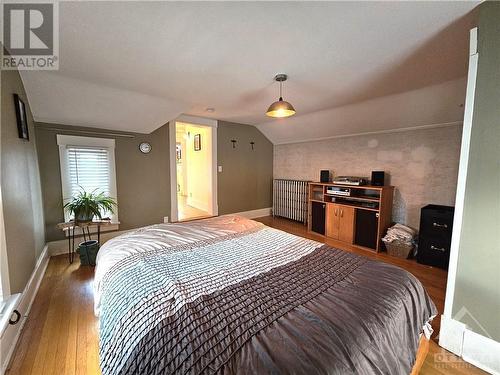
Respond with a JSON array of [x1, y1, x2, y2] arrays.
[[218, 166, 223, 172]]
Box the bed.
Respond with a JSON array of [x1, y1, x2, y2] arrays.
[[94, 215, 436, 375]]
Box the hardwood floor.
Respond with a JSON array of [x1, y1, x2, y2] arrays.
[[7, 216, 486, 375], [7, 255, 100, 375]]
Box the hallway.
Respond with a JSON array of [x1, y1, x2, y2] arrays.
[[177, 195, 210, 221]]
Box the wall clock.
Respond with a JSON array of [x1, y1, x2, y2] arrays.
[[139, 142, 152, 154]]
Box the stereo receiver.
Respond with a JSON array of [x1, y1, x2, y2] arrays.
[[326, 186, 351, 196]]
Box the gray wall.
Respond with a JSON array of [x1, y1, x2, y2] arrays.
[[35, 123, 171, 241], [1, 69, 46, 293], [274, 125, 462, 229], [452, 2, 500, 341], [217, 121, 273, 214]]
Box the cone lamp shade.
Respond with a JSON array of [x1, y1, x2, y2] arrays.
[[266, 74, 296, 118]]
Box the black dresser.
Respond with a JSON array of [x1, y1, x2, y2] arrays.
[[417, 204, 454, 269]]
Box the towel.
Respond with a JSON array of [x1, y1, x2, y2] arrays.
[[383, 223, 416, 244]]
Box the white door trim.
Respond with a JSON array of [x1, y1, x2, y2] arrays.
[[175, 114, 217, 128], [168, 122, 178, 222], [442, 27, 478, 319], [169, 115, 218, 223]]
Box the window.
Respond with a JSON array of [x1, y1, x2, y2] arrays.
[[57, 135, 118, 224]]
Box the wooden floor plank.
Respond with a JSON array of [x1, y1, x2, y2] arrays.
[[6, 216, 486, 375]]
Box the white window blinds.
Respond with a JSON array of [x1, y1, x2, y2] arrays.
[[66, 146, 111, 198], [57, 135, 118, 223]]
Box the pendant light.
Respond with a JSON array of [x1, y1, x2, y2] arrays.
[[266, 74, 296, 118]]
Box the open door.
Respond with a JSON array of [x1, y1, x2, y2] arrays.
[[169, 115, 218, 222]]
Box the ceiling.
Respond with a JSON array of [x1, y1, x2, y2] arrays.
[[20, 1, 478, 142]]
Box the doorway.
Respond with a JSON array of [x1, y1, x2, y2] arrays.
[[169, 116, 218, 222]]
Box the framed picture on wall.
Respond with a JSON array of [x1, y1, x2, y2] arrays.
[[13, 94, 29, 140], [194, 134, 201, 151]]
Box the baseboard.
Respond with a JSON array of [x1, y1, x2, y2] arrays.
[[439, 314, 466, 356], [1, 244, 49, 375], [439, 315, 500, 374], [462, 330, 500, 374], [233, 207, 272, 219]]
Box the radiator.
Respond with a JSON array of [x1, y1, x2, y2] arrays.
[[273, 179, 309, 224]]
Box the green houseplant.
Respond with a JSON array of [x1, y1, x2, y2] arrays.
[[64, 189, 116, 266], [63, 189, 116, 224]]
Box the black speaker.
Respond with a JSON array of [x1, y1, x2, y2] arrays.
[[320, 170, 330, 183], [311, 201, 326, 235], [354, 209, 378, 249], [371, 171, 385, 186]]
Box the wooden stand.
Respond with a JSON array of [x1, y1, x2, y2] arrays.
[[308, 182, 394, 252]]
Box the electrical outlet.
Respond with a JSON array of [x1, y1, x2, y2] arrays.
[[218, 165, 223, 172], [163, 216, 169, 223]]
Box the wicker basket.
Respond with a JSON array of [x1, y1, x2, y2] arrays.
[[383, 239, 414, 259]]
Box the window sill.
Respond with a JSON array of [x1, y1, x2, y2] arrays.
[[64, 223, 120, 237]]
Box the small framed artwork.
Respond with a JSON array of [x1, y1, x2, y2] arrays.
[[13, 94, 29, 140], [194, 134, 201, 151]]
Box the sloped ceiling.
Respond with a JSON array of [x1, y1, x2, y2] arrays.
[[259, 78, 467, 144], [20, 1, 478, 142]]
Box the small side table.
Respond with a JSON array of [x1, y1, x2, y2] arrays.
[[56, 220, 118, 263]]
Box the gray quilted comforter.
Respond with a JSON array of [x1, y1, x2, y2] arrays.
[[95, 215, 436, 375]]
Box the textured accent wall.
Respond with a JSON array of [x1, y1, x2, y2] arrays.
[[1, 69, 46, 293], [217, 121, 273, 214], [274, 125, 462, 229], [35, 123, 171, 242]]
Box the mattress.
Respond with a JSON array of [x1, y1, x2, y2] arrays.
[[94, 215, 436, 374]]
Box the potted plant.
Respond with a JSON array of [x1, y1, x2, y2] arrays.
[[63, 189, 117, 266], [63, 189, 116, 224]]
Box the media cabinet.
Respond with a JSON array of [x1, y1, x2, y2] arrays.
[[307, 182, 394, 252]]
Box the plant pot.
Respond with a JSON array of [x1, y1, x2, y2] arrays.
[[78, 240, 99, 266], [75, 212, 94, 224]]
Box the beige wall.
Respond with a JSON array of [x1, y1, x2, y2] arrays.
[[274, 125, 462, 229], [1, 69, 46, 293], [35, 122, 171, 242], [184, 124, 212, 212], [217, 121, 273, 214], [452, 1, 500, 341]]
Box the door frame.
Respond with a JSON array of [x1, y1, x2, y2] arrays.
[[169, 114, 218, 222]]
